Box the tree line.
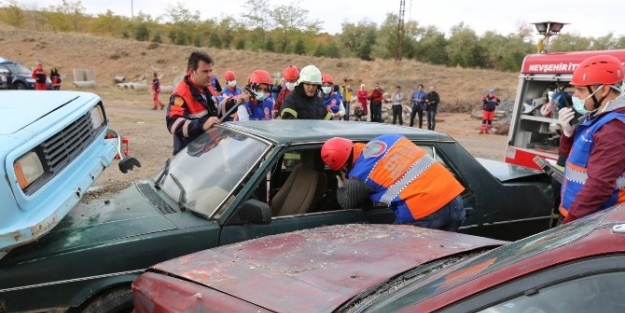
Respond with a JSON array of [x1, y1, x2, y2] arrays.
[[2, 0, 625, 72]]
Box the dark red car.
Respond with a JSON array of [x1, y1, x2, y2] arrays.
[[133, 204, 625, 313]]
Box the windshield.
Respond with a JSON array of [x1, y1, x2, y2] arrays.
[[2, 63, 32, 75], [158, 127, 270, 217]]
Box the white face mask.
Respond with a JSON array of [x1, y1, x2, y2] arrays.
[[227, 80, 237, 87], [321, 86, 332, 94], [285, 82, 296, 91]]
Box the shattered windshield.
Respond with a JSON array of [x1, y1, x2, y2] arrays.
[[158, 127, 270, 217]]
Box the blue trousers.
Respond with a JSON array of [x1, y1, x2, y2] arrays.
[[395, 195, 465, 231]]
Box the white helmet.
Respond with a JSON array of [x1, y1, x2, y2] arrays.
[[297, 65, 322, 85]]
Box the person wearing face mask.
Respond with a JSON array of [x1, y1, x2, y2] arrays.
[[219, 70, 243, 121], [557, 55, 625, 224], [235, 70, 274, 121], [274, 65, 299, 118], [167, 51, 242, 155], [321, 74, 346, 120], [280, 65, 333, 120]]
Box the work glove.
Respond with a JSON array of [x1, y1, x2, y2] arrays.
[[558, 107, 576, 137], [336, 175, 345, 188]]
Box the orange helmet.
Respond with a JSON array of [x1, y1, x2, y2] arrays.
[[248, 69, 272, 85], [283, 66, 299, 81], [321, 137, 353, 171], [571, 55, 624, 86], [322, 74, 334, 85], [224, 70, 236, 81]]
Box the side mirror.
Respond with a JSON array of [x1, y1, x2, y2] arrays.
[[238, 199, 272, 225]]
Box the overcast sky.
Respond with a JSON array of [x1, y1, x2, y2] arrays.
[[31, 0, 625, 38]]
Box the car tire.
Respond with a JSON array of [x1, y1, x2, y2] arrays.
[[13, 82, 26, 90], [75, 287, 133, 313]]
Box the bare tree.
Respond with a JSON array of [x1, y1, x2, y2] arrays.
[[241, 0, 272, 44]]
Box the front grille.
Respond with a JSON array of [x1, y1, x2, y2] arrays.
[[23, 108, 104, 195], [40, 112, 98, 174]]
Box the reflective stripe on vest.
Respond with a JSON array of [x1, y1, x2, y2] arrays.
[[379, 153, 435, 204], [565, 164, 625, 189]]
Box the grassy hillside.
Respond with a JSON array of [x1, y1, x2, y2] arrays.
[[0, 26, 519, 111]]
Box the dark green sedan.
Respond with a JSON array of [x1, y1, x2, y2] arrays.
[[0, 120, 554, 312]]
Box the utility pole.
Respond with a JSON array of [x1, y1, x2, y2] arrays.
[[396, 0, 405, 62], [131, 0, 134, 19]]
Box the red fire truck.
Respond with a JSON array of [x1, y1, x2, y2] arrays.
[[505, 49, 625, 170]]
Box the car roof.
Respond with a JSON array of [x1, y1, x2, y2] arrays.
[[222, 120, 455, 144]]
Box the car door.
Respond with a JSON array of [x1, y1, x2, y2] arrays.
[[219, 145, 395, 246], [439, 255, 625, 313]]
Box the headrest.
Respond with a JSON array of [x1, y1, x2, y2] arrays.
[[300, 149, 325, 171]]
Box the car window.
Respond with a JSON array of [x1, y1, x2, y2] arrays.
[[3, 63, 31, 74], [476, 271, 625, 313], [244, 146, 341, 217], [159, 128, 270, 217]]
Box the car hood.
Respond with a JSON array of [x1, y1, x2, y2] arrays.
[[0, 91, 89, 135], [2, 181, 176, 263], [476, 157, 545, 182], [151, 224, 505, 313]]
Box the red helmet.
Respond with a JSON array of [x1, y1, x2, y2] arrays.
[[283, 66, 299, 81], [322, 74, 334, 85], [248, 69, 272, 85], [571, 55, 624, 86], [321, 137, 353, 171], [224, 70, 236, 81]]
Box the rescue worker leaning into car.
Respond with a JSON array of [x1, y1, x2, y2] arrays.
[[166, 51, 241, 155], [279, 64, 333, 120], [558, 55, 625, 223], [321, 134, 466, 231]]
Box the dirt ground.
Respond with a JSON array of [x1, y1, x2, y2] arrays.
[[95, 89, 508, 187]]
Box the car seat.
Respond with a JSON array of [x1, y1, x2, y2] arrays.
[[270, 149, 327, 216]]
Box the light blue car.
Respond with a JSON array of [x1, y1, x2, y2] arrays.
[[0, 91, 138, 257]]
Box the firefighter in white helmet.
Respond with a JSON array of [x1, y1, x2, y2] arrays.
[[279, 65, 333, 120]]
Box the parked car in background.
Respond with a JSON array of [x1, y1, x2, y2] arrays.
[[0, 60, 52, 90], [0, 66, 9, 90], [0, 121, 554, 312], [134, 203, 625, 313]]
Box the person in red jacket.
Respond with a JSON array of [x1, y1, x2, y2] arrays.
[[357, 84, 368, 121], [50, 68, 61, 90], [31, 62, 47, 90], [151, 72, 164, 110], [557, 55, 625, 224], [369, 83, 384, 122], [273, 65, 299, 118]]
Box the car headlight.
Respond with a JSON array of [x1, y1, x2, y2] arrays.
[[14, 152, 44, 190], [26, 78, 35, 83], [90, 105, 104, 129]]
